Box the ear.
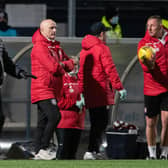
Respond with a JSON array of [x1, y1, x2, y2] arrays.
[[100, 31, 104, 37]]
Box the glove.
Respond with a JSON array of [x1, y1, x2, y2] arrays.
[[119, 89, 127, 101], [59, 62, 65, 68], [76, 94, 85, 110], [19, 70, 28, 79], [19, 70, 37, 79]]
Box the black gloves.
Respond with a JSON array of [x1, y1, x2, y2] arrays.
[[19, 70, 37, 79], [19, 70, 28, 79]]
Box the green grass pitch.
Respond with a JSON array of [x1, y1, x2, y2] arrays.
[[0, 160, 168, 168]]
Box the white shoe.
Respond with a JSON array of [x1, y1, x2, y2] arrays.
[[83, 152, 96, 160], [46, 147, 57, 158], [34, 149, 56, 160]]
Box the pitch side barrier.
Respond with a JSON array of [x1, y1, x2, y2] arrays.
[[1, 37, 146, 140]]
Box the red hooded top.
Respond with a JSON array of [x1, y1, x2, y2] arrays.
[[31, 29, 74, 103], [138, 30, 168, 96], [78, 35, 123, 108], [57, 73, 85, 129]]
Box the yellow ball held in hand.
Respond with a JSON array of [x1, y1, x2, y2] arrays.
[[138, 46, 155, 62]]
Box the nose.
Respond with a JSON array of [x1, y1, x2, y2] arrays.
[[53, 28, 56, 32]]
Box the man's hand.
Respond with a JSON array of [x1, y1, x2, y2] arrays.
[[19, 70, 37, 79], [142, 56, 155, 70], [19, 70, 28, 79], [119, 89, 127, 101]]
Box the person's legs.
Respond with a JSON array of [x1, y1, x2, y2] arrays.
[[64, 129, 81, 159], [56, 128, 81, 159], [35, 99, 61, 159], [88, 106, 108, 153], [158, 92, 168, 159], [38, 99, 61, 150], [145, 115, 159, 158], [0, 94, 5, 136], [144, 95, 160, 159], [160, 111, 168, 158], [55, 128, 65, 159], [34, 106, 47, 153]]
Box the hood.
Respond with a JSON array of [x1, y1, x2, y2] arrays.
[[32, 29, 60, 46], [81, 35, 103, 50]]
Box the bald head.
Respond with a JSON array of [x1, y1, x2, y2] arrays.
[[40, 19, 57, 40]]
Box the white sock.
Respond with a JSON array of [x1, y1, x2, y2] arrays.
[[160, 146, 168, 157], [148, 146, 157, 158]]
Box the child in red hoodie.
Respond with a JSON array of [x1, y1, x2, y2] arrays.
[[56, 56, 85, 159]]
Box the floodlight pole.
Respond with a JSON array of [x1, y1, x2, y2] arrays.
[[68, 0, 76, 37]]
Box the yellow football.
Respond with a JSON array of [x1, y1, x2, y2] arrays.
[[138, 46, 155, 61]]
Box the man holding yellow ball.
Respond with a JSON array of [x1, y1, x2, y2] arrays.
[[138, 15, 168, 160]]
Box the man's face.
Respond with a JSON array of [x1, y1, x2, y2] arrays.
[[147, 18, 162, 38], [42, 21, 57, 40], [99, 31, 107, 42], [102, 31, 107, 42]]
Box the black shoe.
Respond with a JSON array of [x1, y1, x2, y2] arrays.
[[146, 156, 156, 160], [160, 155, 167, 160]]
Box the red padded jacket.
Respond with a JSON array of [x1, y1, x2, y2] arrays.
[[138, 30, 168, 96], [31, 29, 74, 103], [78, 35, 123, 108], [57, 73, 85, 129]]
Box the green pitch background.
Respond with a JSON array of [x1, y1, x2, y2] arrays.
[[0, 160, 168, 168]]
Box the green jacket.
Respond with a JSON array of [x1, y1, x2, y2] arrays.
[[162, 19, 168, 29], [101, 16, 122, 39]]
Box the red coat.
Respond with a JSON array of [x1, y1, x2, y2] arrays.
[[57, 73, 85, 129], [31, 29, 74, 103], [78, 35, 123, 108], [138, 30, 168, 96]]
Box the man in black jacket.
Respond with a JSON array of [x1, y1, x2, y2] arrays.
[[0, 39, 28, 135]]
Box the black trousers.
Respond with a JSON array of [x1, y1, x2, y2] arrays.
[[35, 99, 61, 153], [88, 106, 109, 153], [56, 128, 82, 159], [0, 92, 5, 135]]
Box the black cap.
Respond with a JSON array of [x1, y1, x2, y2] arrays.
[[90, 22, 109, 35], [105, 7, 119, 20]]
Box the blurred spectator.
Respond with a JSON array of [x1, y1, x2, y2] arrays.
[[159, 7, 168, 30], [56, 56, 85, 160], [0, 9, 17, 36], [101, 7, 122, 39], [0, 39, 28, 135], [0, 9, 17, 122]]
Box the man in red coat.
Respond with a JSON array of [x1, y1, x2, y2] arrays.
[[78, 22, 127, 160], [31, 19, 74, 160], [138, 15, 168, 160]]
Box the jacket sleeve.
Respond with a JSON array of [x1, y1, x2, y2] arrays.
[[2, 48, 23, 78], [77, 50, 85, 93], [32, 45, 65, 76], [61, 49, 74, 72], [101, 45, 124, 91]]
